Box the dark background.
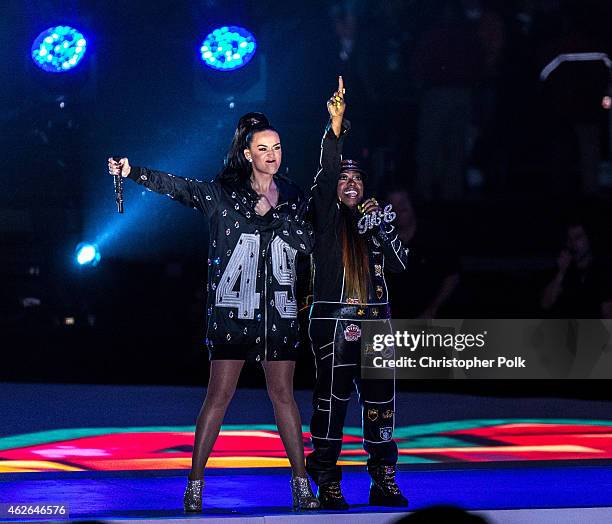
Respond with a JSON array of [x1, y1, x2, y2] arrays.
[[2, 0, 612, 398]]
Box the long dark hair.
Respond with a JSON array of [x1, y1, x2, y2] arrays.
[[217, 112, 276, 185], [339, 204, 370, 303]]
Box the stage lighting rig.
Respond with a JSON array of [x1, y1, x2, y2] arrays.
[[31, 25, 87, 73]]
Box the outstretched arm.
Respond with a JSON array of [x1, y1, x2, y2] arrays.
[[108, 157, 221, 216]]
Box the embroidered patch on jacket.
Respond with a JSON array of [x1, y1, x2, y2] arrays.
[[380, 426, 393, 441], [367, 408, 379, 421], [344, 323, 362, 341]]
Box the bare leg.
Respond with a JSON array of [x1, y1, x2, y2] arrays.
[[188, 360, 244, 480], [263, 360, 307, 476]]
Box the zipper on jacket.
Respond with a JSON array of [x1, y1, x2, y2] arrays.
[[262, 199, 288, 361], [264, 256, 268, 361], [263, 231, 275, 361]]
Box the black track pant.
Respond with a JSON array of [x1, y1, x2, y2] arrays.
[[306, 318, 398, 486]]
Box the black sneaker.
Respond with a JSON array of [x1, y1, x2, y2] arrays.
[[317, 481, 349, 510], [368, 465, 408, 507]]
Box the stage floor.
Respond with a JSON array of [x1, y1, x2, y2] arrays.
[[2, 464, 612, 523], [1, 383, 612, 523]]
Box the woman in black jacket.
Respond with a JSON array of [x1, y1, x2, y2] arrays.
[[306, 78, 409, 509], [108, 113, 319, 511]]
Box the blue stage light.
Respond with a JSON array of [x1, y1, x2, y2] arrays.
[[75, 243, 100, 266], [31, 26, 87, 73], [199, 26, 256, 71]]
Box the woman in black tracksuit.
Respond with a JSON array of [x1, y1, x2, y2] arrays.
[[108, 113, 319, 512], [306, 78, 409, 509]]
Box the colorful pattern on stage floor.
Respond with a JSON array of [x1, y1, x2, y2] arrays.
[[2, 420, 612, 473]]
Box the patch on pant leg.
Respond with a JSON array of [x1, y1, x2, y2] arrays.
[[380, 426, 393, 441], [367, 408, 379, 421], [344, 323, 361, 341], [382, 409, 394, 419]]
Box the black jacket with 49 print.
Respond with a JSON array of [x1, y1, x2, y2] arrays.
[[128, 166, 314, 361]]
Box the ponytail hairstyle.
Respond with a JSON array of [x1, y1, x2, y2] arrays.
[[217, 112, 273, 185], [339, 204, 370, 303]]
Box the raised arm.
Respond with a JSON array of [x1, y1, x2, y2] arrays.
[[310, 77, 350, 218], [108, 157, 221, 216], [329, 75, 345, 139]]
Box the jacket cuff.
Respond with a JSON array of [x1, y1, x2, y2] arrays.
[[127, 166, 145, 183]]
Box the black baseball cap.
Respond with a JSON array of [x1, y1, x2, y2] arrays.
[[339, 159, 368, 179]]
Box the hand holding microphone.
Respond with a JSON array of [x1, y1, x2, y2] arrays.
[[107, 157, 131, 213], [357, 198, 380, 215], [356, 198, 396, 235]]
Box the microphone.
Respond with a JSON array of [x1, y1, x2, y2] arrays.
[[111, 156, 124, 214]]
